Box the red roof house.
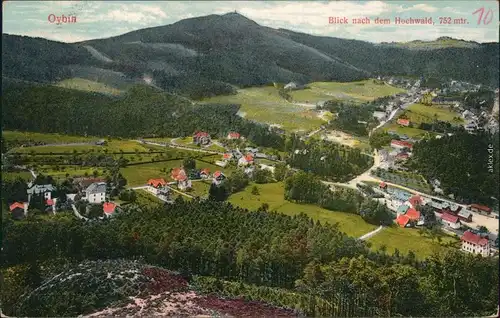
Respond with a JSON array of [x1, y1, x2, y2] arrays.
[[213, 171, 223, 179], [461, 231, 489, 246], [147, 178, 167, 188], [469, 204, 492, 214], [379, 181, 387, 189], [171, 168, 188, 182], [193, 131, 209, 138], [9, 202, 25, 211], [397, 118, 410, 126], [103, 202, 117, 215], [223, 153, 233, 160], [405, 208, 421, 221], [46, 199, 55, 206], [200, 168, 210, 175], [391, 140, 413, 150], [408, 195, 422, 207], [227, 132, 241, 139], [441, 212, 459, 224], [397, 214, 410, 227]]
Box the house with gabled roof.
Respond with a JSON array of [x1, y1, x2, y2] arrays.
[[396, 204, 410, 215], [103, 202, 117, 216], [238, 153, 254, 166], [461, 231, 490, 257], [440, 212, 461, 229], [397, 214, 411, 227], [27, 183, 55, 202], [469, 204, 492, 215], [83, 182, 107, 203], [457, 209, 473, 223], [222, 153, 233, 161], [212, 171, 226, 185], [390, 140, 413, 151], [200, 168, 210, 179], [397, 118, 410, 127], [227, 132, 241, 140], [147, 178, 169, 196], [193, 131, 211, 145], [408, 195, 423, 208], [171, 167, 192, 191], [9, 202, 28, 219]]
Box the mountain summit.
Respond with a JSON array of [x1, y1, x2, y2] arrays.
[[2, 12, 498, 98]]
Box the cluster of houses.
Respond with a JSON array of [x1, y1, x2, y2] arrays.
[[378, 138, 414, 170], [8, 178, 118, 219]]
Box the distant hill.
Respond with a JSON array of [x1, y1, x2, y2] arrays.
[[2, 12, 499, 98], [380, 36, 481, 50]]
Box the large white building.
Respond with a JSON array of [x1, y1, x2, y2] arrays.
[[83, 182, 107, 203], [461, 231, 490, 257], [27, 183, 55, 201]]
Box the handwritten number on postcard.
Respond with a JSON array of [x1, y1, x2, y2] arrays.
[[473, 7, 493, 25]]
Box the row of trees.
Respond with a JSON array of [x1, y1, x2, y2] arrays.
[[2, 199, 498, 317]]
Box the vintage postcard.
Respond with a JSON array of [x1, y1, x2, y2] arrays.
[[2, 1, 499, 317]]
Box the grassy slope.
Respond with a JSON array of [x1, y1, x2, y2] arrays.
[[55, 78, 123, 96], [3, 130, 96, 144], [405, 103, 463, 124], [229, 182, 376, 237], [201, 86, 324, 131], [1, 171, 32, 182], [290, 80, 405, 103], [367, 226, 459, 260], [13, 140, 150, 153]]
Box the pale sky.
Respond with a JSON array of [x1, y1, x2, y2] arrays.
[[2, 1, 499, 43]]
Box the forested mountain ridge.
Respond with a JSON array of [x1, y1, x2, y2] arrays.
[[1, 81, 285, 149], [2, 12, 498, 99]]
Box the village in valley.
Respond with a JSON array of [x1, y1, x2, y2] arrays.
[[3, 75, 499, 260]]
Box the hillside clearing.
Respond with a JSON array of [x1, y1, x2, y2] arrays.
[[290, 80, 405, 103], [367, 226, 459, 260], [229, 182, 376, 237], [55, 78, 123, 96]]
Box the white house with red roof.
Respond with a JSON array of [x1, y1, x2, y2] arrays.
[[461, 231, 490, 257], [397, 118, 410, 127], [193, 131, 211, 145], [238, 153, 254, 166], [390, 140, 413, 151], [440, 212, 461, 229], [227, 132, 241, 140], [103, 202, 117, 216], [212, 171, 226, 185], [200, 168, 210, 179], [147, 178, 169, 195], [171, 168, 192, 191]]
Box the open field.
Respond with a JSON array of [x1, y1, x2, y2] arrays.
[[1, 171, 33, 182], [290, 80, 405, 103], [4, 130, 95, 145], [229, 182, 376, 237], [383, 123, 429, 138], [201, 86, 325, 132], [144, 137, 173, 143], [322, 130, 371, 151], [13, 140, 152, 154], [367, 226, 459, 260], [37, 165, 106, 181], [55, 78, 123, 96], [404, 103, 463, 124], [190, 180, 211, 197], [134, 190, 165, 208]]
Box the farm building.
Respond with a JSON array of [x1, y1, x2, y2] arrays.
[[469, 204, 492, 215]]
